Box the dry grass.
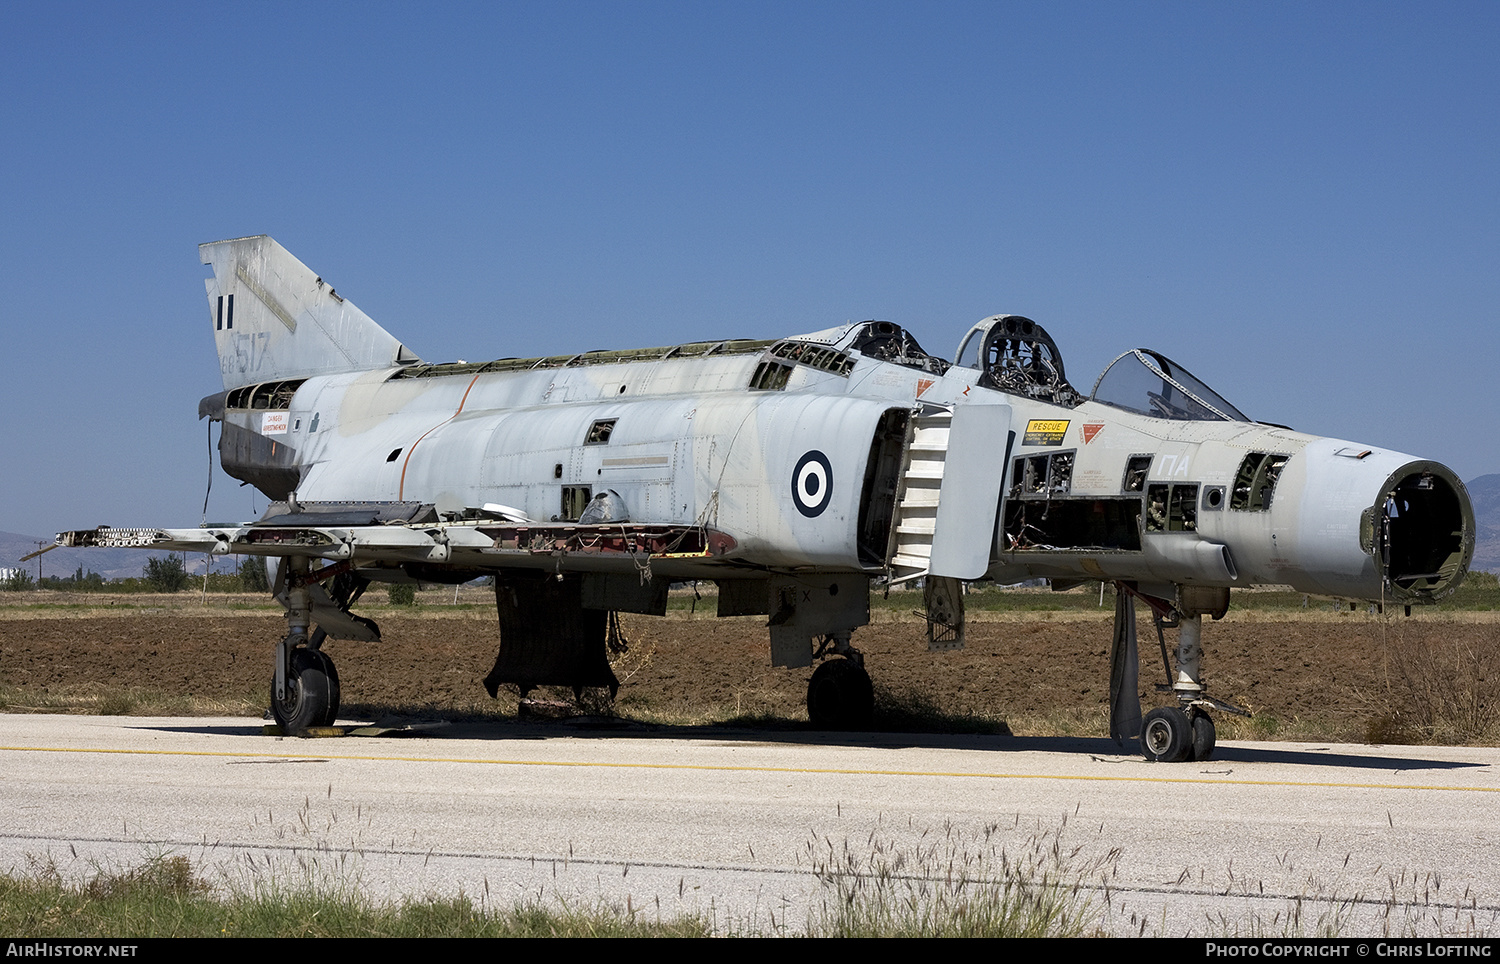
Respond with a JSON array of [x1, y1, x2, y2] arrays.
[[1364, 617, 1500, 745], [0, 684, 265, 717], [802, 815, 1120, 937]]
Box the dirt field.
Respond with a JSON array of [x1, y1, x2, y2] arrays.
[[3, 590, 1497, 744]]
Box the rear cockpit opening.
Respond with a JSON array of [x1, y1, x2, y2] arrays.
[[1380, 469, 1474, 603], [954, 315, 1084, 407], [846, 321, 950, 375]]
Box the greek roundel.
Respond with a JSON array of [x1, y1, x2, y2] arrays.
[[791, 450, 833, 517]]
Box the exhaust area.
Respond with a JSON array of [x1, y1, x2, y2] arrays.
[[1379, 464, 1474, 604]]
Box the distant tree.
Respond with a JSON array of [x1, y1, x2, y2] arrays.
[[144, 556, 190, 593], [238, 556, 270, 593], [388, 583, 417, 606], [1465, 570, 1499, 589], [39, 569, 105, 590], [1, 569, 35, 592], [42, 566, 106, 591]]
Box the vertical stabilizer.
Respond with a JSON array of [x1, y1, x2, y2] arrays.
[[201, 235, 420, 391]]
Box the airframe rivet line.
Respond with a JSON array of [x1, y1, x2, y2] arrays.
[[1, 746, 1495, 794]]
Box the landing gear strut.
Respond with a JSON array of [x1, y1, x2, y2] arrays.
[[1117, 584, 1246, 763], [1167, 612, 1215, 761], [1156, 610, 1242, 761]]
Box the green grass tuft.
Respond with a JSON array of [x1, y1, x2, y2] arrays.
[[0, 854, 711, 938]]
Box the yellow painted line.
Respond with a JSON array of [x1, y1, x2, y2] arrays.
[[1, 744, 1496, 793]]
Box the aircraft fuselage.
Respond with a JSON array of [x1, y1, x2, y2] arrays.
[[214, 323, 1470, 608]]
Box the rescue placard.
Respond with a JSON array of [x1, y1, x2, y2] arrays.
[[1023, 419, 1069, 446]]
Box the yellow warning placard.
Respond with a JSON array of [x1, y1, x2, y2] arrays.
[[1023, 419, 1070, 446]]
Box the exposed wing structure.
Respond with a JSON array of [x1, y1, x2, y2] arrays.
[[56, 516, 734, 572]]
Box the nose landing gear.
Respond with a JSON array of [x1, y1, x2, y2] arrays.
[[1117, 584, 1247, 763]]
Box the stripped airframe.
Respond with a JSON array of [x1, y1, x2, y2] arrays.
[[49, 237, 1475, 760]]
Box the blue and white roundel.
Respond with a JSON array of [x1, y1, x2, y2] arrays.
[[791, 450, 833, 518]]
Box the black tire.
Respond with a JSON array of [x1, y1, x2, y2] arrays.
[[1140, 706, 1191, 762], [1190, 711, 1217, 762], [807, 658, 874, 730], [271, 648, 341, 731]]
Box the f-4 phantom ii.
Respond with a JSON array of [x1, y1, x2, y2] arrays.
[[49, 236, 1475, 761]]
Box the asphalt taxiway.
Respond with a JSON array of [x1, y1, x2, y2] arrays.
[[3, 714, 1497, 936]]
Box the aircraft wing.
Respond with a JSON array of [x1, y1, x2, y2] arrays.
[[53, 517, 736, 574]]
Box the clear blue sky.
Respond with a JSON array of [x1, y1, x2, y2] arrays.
[[2, 0, 1496, 540]]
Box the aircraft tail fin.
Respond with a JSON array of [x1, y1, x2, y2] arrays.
[[200, 236, 420, 391]]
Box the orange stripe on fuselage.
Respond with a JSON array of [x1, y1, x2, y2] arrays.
[[399, 374, 483, 500]]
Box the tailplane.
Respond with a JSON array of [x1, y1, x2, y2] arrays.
[[201, 235, 420, 391]]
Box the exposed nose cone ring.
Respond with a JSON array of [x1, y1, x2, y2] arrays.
[[1373, 462, 1474, 605]]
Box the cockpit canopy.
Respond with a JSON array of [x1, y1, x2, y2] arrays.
[[951, 315, 1251, 421], [1090, 348, 1249, 422]]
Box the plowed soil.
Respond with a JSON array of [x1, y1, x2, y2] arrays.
[[3, 592, 1496, 743]]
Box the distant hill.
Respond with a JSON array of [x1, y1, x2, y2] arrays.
[[1467, 474, 1500, 573], [0, 531, 217, 582]]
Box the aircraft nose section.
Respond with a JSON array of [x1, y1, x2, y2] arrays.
[[1375, 461, 1474, 604]]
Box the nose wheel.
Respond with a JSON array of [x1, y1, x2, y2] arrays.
[[1119, 588, 1244, 763], [1140, 705, 1216, 762], [1191, 709, 1216, 760], [1141, 706, 1189, 761]]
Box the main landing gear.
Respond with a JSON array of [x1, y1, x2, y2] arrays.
[[806, 634, 874, 730], [271, 632, 341, 731], [269, 557, 346, 733]]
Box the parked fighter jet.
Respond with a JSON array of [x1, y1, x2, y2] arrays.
[[47, 236, 1475, 760]]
